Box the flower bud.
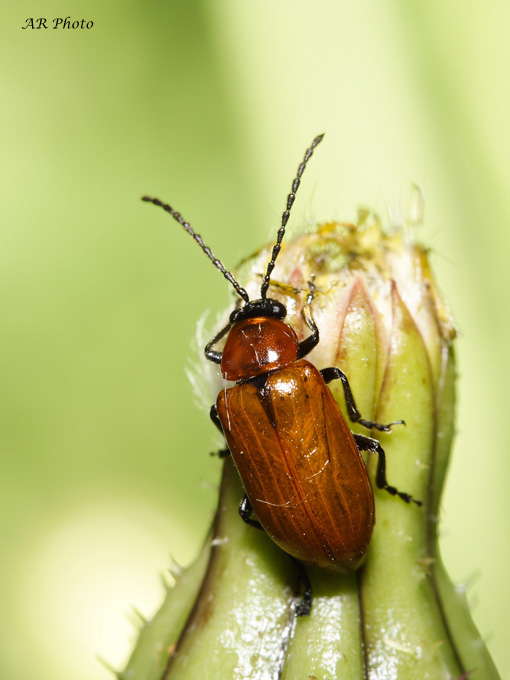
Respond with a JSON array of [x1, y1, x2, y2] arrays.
[[120, 214, 499, 680]]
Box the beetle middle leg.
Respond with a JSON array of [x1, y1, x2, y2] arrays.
[[354, 433, 422, 506], [239, 494, 264, 529], [209, 404, 229, 458], [211, 407, 265, 525], [321, 366, 405, 432]]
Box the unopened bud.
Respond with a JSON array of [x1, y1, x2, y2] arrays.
[[121, 214, 499, 680]]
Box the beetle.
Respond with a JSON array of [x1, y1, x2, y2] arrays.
[[142, 134, 421, 615]]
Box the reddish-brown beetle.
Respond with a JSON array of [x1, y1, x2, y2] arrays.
[[143, 134, 420, 615]]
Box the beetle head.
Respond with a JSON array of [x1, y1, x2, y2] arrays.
[[229, 298, 286, 324]]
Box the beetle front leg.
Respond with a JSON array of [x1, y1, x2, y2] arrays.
[[353, 433, 422, 506], [321, 366, 405, 432], [205, 321, 231, 364], [239, 494, 263, 529], [297, 282, 320, 359]]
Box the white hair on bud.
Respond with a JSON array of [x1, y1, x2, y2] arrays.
[[185, 310, 227, 413]]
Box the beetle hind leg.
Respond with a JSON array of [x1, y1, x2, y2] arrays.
[[239, 497, 313, 616], [354, 433, 422, 506], [321, 367, 405, 432]]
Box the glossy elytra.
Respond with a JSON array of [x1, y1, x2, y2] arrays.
[[143, 134, 421, 616]]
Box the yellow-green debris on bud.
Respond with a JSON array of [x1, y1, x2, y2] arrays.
[[120, 213, 500, 680]]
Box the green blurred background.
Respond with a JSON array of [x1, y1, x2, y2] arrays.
[[1, 2, 509, 678]]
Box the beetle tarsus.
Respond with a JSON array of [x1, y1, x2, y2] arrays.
[[357, 417, 406, 432], [305, 281, 315, 306], [295, 595, 312, 617], [354, 433, 422, 506], [321, 367, 405, 432]]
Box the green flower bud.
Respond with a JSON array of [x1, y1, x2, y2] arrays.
[[120, 213, 499, 680]]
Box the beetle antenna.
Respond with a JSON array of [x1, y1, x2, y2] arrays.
[[142, 196, 250, 303], [260, 133, 325, 300]]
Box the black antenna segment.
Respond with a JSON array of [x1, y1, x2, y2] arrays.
[[260, 133, 325, 300], [142, 196, 250, 303]]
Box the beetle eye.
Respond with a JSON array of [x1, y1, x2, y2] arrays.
[[271, 301, 287, 319]]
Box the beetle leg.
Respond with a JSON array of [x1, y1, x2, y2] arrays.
[[238, 497, 313, 615], [209, 405, 230, 458], [239, 494, 263, 529], [353, 433, 422, 506], [321, 366, 405, 432], [290, 557, 313, 617], [238, 498, 313, 615], [209, 448, 229, 458], [297, 282, 320, 359], [205, 321, 232, 364], [210, 404, 222, 431]]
